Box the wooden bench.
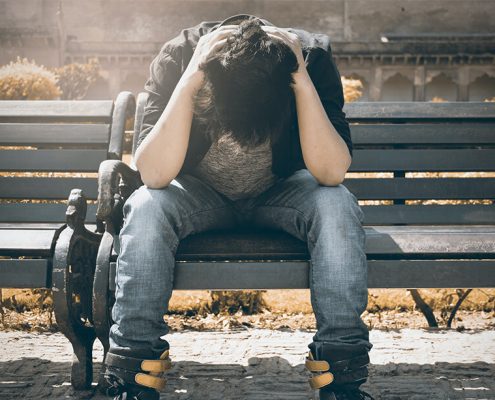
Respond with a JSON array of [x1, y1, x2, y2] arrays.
[[3, 93, 494, 390], [71, 94, 494, 390], [0, 92, 135, 389]]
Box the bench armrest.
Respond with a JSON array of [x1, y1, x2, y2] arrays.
[[97, 160, 142, 222]]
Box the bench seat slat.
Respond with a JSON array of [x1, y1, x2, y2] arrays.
[[344, 178, 495, 200], [0, 149, 108, 172], [0, 228, 57, 256], [108, 259, 495, 290], [0, 123, 110, 146], [174, 225, 495, 261], [0, 177, 98, 199], [351, 123, 495, 144], [0, 222, 96, 230], [0, 204, 97, 223], [349, 149, 495, 172], [0, 259, 50, 288]]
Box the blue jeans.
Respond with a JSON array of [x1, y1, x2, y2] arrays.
[[110, 169, 372, 357]]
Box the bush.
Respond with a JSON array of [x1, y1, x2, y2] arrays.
[[53, 58, 100, 100], [342, 77, 363, 103], [0, 57, 61, 100]]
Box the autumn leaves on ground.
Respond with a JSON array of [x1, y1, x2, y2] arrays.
[[1, 288, 494, 333]]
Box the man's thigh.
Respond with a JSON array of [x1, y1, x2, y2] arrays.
[[119, 173, 239, 243], [250, 169, 362, 240]]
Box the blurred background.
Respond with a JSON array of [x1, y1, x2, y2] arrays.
[[1, 0, 494, 102]]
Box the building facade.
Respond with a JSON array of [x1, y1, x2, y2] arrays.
[[1, 0, 494, 101]]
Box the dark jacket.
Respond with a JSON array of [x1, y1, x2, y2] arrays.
[[137, 14, 352, 179]]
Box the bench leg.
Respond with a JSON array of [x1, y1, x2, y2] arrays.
[[52, 189, 102, 389], [93, 230, 115, 357]]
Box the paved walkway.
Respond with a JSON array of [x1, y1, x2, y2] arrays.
[[0, 328, 494, 399]]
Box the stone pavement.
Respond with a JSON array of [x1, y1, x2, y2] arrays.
[[0, 328, 494, 399]]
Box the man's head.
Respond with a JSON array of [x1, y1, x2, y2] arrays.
[[193, 17, 299, 147]]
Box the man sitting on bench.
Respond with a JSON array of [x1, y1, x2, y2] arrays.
[[101, 14, 374, 400]]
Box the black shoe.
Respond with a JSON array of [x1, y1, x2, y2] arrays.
[[319, 386, 374, 400], [104, 373, 160, 400], [305, 342, 374, 400], [98, 348, 172, 399]]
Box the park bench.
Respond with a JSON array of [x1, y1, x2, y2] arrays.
[[2, 93, 495, 390], [81, 94, 495, 389], [0, 92, 135, 388]]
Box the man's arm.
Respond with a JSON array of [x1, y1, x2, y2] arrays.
[[263, 27, 352, 186], [292, 48, 352, 186], [135, 26, 237, 189]]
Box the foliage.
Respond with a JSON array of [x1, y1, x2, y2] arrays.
[[0, 57, 61, 100], [342, 77, 363, 103], [53, 58, 100, 100], [209, 291, 267, 315]]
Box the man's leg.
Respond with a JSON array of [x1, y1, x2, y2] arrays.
[[103, 174, 237, 398], [250, 169, 372, 398]]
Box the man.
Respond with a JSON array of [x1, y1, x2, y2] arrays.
[[101, 14, 373, 400]]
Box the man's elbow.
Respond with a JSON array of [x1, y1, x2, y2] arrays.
[[314, 171, 346, 187], [135, 157, 172, 189]]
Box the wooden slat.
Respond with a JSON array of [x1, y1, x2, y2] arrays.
[[363, 225, 495, 256], [344, 102, 495, 121], [175, 225, 495, 261], [0, 204, 97, 223], [361, 205, 495, 225], [0, 228, 57, 256], [0, 149, 107, 172], [0, 100, 113, 120], [0, 259, 50, 288], [349, 149, 495, 172], [0, 222, 96, 230], [107, 259, 495, 290], [0, 177, 98, 199], [350, 123, 495, 145], [343, 178, 495, 200], [0, 123, 110, 146]]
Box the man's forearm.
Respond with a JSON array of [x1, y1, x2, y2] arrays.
[[293, 72, 352, 186], [134, 77, 199, 189]]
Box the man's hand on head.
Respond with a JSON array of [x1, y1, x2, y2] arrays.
[[261, 26, 308, 78], [182, 25, 238, 92]]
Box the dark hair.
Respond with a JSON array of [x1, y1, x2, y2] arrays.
[[193, 17, 299, 147]]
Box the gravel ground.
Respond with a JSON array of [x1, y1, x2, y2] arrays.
[[0, 328, 494, 399]]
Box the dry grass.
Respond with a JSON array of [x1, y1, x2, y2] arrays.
[[2, 288, 494, 332]]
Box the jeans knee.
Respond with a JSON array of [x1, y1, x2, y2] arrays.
[[123, 185, 183, 229], [313, 184, 364, 223], [123, 185, 176, 219]]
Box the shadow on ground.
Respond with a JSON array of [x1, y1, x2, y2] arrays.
[[0, 358, 493, 400]]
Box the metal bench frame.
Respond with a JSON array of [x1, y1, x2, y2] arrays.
[[0, 92, 135, 389]]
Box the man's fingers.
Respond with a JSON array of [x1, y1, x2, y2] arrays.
[[211, 38, 228, 52]]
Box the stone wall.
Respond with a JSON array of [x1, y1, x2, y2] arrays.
[[1, 0, 494, 100]]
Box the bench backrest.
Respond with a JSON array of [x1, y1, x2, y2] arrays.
[[133, 93, 495, 226], [0, 92, 135, 225]]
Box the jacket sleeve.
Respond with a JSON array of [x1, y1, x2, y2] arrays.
[[136, 49, 181, 150], [306, 46, 353, 157]]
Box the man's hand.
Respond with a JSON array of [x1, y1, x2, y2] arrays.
[[182, 25, 237, 92], [263, 26, 352, 186], [261, 26, 310, 83]]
